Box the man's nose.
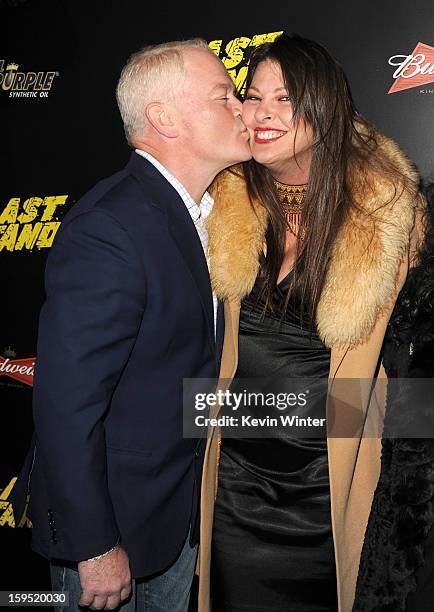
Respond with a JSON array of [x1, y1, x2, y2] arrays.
[[231, 96, 243, 116]]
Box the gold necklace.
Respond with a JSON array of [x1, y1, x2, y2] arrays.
[[273, 179, 307, 239]]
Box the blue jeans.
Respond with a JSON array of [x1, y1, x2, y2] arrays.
[[50, 530, 198, 612]]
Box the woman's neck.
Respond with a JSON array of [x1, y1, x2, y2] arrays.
[[270, 151, 311, 185]]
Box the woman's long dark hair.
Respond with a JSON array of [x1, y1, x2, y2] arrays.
[[243, 33, 413, 325]]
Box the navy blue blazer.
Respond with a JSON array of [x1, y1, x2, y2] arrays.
[[12, 153, 224, 578]]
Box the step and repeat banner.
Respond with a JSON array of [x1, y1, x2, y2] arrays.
[[2, 0, 434, 593]]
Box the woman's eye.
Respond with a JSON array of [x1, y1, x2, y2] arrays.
[[279, 96, 291, 101], [245, 95, 259, 101]]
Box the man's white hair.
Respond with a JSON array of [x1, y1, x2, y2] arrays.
[[116, 38, 214, 145]]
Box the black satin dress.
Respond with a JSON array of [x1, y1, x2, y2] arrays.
[[212, 272, 338, 611]]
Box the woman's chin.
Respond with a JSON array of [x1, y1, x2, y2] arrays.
[[252, 157, 276, 173], [250, 150, 275, 168]]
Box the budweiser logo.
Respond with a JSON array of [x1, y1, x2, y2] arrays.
[[0, 355, 34, 386], [388, 42, 434, 93]]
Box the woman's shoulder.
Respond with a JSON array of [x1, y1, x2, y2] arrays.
[[350, 120, 420, 215], [209, 164, 246, 199]]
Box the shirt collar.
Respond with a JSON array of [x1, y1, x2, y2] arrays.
[[135, 149, 214, 221]]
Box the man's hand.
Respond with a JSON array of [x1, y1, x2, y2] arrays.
[[78, 544, 131, 610]]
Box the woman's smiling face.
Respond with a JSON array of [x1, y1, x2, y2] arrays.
[[242, 59, 314, 181]]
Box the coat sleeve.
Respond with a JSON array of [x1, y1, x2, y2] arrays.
[[32, 208, 146, 561]]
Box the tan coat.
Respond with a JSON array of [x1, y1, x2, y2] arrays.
[[197, 131, 423, 612]]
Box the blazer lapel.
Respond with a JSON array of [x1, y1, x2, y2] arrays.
[[167, 201, 215, 351], [128, 153, 215, 353]]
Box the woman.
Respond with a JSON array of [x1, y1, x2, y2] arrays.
[[353, 183, 434, 612], [197, 34, 422, 612]]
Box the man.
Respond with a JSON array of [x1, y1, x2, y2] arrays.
[[12, 39, 251, 611]]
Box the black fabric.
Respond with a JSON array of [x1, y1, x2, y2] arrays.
[[211, 272, 337, 611], [353, 259, 434, 612]]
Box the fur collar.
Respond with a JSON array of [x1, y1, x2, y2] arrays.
[[206, 129, 419, 348]]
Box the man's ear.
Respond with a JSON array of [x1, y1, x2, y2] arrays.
[[145, 102, 178, 138]]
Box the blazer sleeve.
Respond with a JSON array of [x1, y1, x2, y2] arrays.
[[32, 208, 146, 561]]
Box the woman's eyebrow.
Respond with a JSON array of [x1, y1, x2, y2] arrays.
[[247, 86, 287, 93]]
